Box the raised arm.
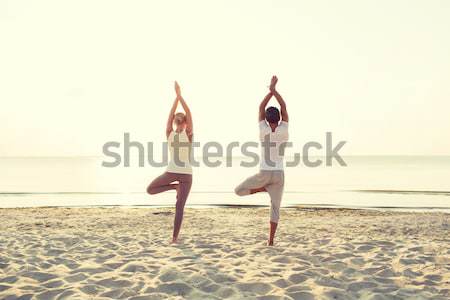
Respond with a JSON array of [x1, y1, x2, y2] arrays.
[[259, 92, 273, 121], [270, 76, 289, 122], [175, 81, 193, 138], [166, 97, 179, 138]]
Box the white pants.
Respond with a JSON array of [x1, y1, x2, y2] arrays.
[[234, 170, 285, 223]]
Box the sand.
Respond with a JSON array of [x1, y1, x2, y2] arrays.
[[0, 207, 449, 299]]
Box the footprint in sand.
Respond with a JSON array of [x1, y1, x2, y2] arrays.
[[286, 284, 311, 293], [43, 279, 65, 288], [273, 278, 290, 288], [270, 256, 293, 264], [322, 288, 354, 300], [129, 295, 165, 300], [158, 269, 180, 282], [361, 266, 384, 275], [342, 267, 357, 276], [315, 276, 343, 289], [408, 246, 424, 252], [100, 288, 137, 299], [287, 291, 315, 300], [0, 276, 17, 284], [170, 255, 197, 262], [35, 288, 68, 300], [334, 252, 354, 259], [375, 268, 399, 278], [288, 273, 308, 284], [198, 282, 221, 293], [349, 257, 365, 266], [121, 263, 148, 273], [18, 284, 45, 293], [80, 284, 105, 295], [236, 282, 273, 295], [213, 286, 235, 298], [372, 285, 400, 294], [356, 244, 376, 251], [424, 274, 442, 282], [402, 268, 422, 278], [156, 282, 193, 296], [71, 267, 110, 275], [20, 271, 57, 283], [96, 278, 133, 288], [0, 284, 11, 292], [105, 261, 126, 269], [347, 281, 377, 292], [64, 273, 88, 283], [208, 273, 237, 284], [316, 239, 332, 245], [372, 276, 395, 284], [324, 261, 347, 272], [399, 258, 423, 266], [374, 240, 396, 248]]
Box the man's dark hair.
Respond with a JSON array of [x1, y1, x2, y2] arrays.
[[265, 106, 280, 124]]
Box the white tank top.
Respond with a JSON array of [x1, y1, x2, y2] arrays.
[[166, 130, 193, 174]]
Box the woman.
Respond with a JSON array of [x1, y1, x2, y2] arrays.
[[147, 81, 193, 244]]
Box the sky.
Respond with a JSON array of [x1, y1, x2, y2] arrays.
[[1, 0, 450, 157]]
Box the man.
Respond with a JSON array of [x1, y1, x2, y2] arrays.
[[235, 75, 289, 246]]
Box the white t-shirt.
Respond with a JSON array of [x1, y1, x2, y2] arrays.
[[166, 130, 193, 174], [259, 121, 289, 170]]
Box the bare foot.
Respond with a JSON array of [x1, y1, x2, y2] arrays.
[[250, 187, 266, 194], [175, 184, 180, 197], [171, 237, 178, 244]]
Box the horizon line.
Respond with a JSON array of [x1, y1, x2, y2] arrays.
[[1, 154, 450, 159]]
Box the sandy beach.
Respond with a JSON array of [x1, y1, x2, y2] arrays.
[[0, 207, 449, 299]]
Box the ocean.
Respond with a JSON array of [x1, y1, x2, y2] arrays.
[[1, 156, 449, 211]]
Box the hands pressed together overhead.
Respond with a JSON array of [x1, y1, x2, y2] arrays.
[[174, 81, 181, 98], [259, 75, 288, 123], [166, 81, 193, 138], [269, 75, 278, 93]]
